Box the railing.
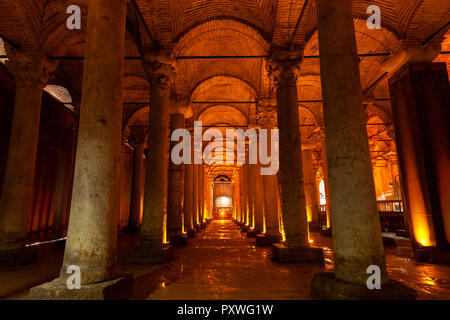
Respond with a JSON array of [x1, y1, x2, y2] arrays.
[[317, 200, 407, 232]]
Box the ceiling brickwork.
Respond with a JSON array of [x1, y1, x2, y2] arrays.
[[0, 0, 449, 163]]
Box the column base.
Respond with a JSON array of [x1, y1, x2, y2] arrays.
[[169, 234, 187, 246], [246, 229, 261, 238], [272, 243, 324, 263], [241, 226, 250, 232], [126, 243, 173, 264], [186, 229, 196, 238], [0, 245, 38, 267], [256, 234, 282, 247], [194, 224, 201, 232], [414, 248, 450, 265], [310, 272, 417, 300], [123, 225, 140, 234], [28, 274, 133, 300]]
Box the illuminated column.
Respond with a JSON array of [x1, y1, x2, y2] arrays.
[[127, 51, 175, 264], [247, 162, 264, 237], [268, 49, 323, 263], [193, 164, 200, 230], [29, 0, 132, 299], [241, 165, 250, 230], [321, 145, 332, 234], [0, 52, 55, 265], [389, 62, 450, 259], [256, 102, 281, 246], [199, 164, 205, 226], [184, 159, 195, 238], [246, 162, 255, 230], [302, 149, 320, 225], [311, 0, 415, 299], [167, 112, 187, 245], [126, 139, 146, 233]]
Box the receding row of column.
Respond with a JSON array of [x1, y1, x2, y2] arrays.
[[1, 0, 435, 300]]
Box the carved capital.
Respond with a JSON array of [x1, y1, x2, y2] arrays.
[[257, 100, 277, 127], [267, 48, 303, 87], [142, 52, 176, 93], [5, 51, 57, 89]]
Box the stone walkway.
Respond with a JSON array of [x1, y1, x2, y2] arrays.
[[3, 219, 450, 299], [132, 219, 450, 300]]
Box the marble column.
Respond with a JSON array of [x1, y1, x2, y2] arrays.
[[0, 52, 55, 265], [193, 164, 200, 230], [311, 0, 415, 299], [302, 149, 320, 225], [29, 0, 133, 300], [268, 49, 323, 263], [167, 113, 187, 245], [199, 165, 204, 226], [247, 163, 264, 237], [256, 103, 282, 246], [126, 141, 146, 233], [127, 52, 175, 264], [184, 161, 195, 237]]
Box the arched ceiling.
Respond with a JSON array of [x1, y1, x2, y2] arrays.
[[0, 0, 449, 159]]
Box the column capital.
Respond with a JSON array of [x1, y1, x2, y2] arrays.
[[142, 51, 176, 93], [256, 103, 277, 127], [5, 51, 57, 89], [267, 47, 303, 87]]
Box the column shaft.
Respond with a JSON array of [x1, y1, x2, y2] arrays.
[[316, 0, 387, 284], [0, 54, 53, 250], [302, 149, 320, 223], [128, 143, 145, 229], [167, 114, 185, 240], [61, 0, 126, 283]]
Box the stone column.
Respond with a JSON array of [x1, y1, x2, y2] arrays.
[[199, 164, 205, 226], [256, 102, 282, 246], [193, 164, 200, 231], [184, 160, 195, 238], [29, 0, 133, 300], [321, 146, 332, 235], [167, 113, 187, 245], [268, 49, 323, 263], [247, 163, 264, 237], [126, 140, 146, 233], [127, 51, 175, 264], [311, 0, 415, 299], [302, 149, 320, 226], [0, 52, 55, 266], [389, 62, 450, 260]]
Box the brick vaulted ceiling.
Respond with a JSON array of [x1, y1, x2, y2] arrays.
[[0, 0, 449, 161]]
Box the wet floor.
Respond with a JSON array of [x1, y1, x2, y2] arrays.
[[131, 220, 450, 300]]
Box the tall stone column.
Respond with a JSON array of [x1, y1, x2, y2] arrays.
[[126, 140, 146, 233], [255, 102, 282, 246], [167, 113, 187, 245], [184, 160, 195, 238], [302, 149, 320, 225], [268, 49, 323, 263], [0, 52, 55, 266], [389, 62, 450, 261], [127, 52, 176, 264], [29, 0, 133, 300], [247, 163, 264, 237], [199, 164, 204, 226], [193, 164, 200, 230], [311, 0, 415, 299]]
